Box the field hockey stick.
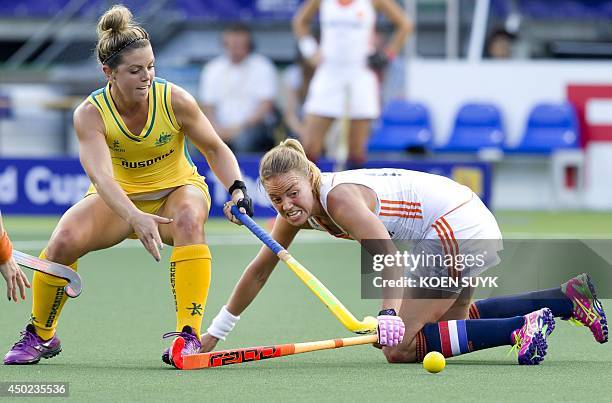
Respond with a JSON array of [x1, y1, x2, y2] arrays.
[[179, 333, 378, 369], [12, 250, 82, 298], [231, 206, 378, 334]]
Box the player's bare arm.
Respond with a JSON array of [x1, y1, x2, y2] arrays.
[[292, 0, 320, 38], [326, 184, 403, 310], [73, 101, 172, 261], [198, 216, 301, 352], [374, 0, 414, 55], [292, 0, 321, 66], [170, 85, 248, 212], [227, 216, 301, 316]]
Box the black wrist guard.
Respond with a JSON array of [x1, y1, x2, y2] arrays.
[[378, 308, 397, 316], [228, 180, 247, 195]]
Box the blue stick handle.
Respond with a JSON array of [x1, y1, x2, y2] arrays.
[[231, 205, 285, 255]]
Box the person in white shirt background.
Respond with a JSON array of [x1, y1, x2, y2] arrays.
[[199, 23, 278, 153]]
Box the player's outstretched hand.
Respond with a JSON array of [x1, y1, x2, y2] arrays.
[[377, 309, 405, 347], [225, 180, 254, 225], [199, 333, 219, 353], [1, 258, 30, 302], [128, 212, 173, 262], [223, 201, 241, 225]]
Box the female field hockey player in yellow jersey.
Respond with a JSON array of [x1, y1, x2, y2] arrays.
[[3, 5, 253, 367]]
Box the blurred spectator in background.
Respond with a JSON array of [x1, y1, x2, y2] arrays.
[[293, 0, 412, 169], [485, 28, 516, 59], [199, 23, 278, 153], [281, 49, 316, 140]]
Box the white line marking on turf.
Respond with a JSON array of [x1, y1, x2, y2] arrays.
[[13, 232, 346, 251], [14, 232, 612, 251]]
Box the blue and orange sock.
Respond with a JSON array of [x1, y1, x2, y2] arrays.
[[469, 288, 573, 319], [416, 317, 525, 361]]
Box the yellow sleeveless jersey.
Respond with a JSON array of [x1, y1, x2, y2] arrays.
[[86, 77, 203, 195]]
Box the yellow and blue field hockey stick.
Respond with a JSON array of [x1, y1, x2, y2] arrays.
[[231, 206, 378, 334]]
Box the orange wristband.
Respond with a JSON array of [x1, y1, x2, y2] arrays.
[[0, 231, 13, 264]]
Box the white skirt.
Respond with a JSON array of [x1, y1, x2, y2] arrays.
[[303, 64, 380, 119]]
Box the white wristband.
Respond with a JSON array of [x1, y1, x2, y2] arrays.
[[298, 35, 318, 59], [207, 305, 240, 341]]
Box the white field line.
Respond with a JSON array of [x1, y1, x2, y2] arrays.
[[13, 231, 612, 251], [12, 232, 345, 251]]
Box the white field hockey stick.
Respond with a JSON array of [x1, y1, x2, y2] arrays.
[[12, 250, 82, 298]]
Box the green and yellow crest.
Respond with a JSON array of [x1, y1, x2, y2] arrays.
[[154, 132, 173, 147]]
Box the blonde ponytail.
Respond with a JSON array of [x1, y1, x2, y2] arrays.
[[259, 139, 322, 199]]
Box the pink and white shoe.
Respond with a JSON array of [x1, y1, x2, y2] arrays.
[[561, 273, 608, 343], [510, 308, 555, 365]]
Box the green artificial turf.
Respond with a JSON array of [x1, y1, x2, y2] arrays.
[[1, 212, 610, 402]]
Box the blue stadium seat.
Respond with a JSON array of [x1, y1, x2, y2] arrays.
[[438, 102, 505, 152], [368, 100, 433, 152], [509, 102, 579, 154]]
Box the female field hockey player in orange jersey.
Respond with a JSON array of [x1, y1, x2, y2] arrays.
[[198, 139, 607, 366], [4, 5, 253, 366], [0, 211, 31, 303]]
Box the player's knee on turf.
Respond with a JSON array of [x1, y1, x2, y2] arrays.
[[383, 346, 416, 363], [382, 335, 417, 364], [381, 325, 422, 363]]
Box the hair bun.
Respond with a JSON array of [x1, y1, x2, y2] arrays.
[[97, 5, 132, 36]]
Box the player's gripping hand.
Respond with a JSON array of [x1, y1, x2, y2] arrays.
[[377, 309, 405, 347], [224, 180, 254, 225], [127, 212, 173, 262]]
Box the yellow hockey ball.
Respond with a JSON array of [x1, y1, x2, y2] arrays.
[[423, 351, 446, 373]]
